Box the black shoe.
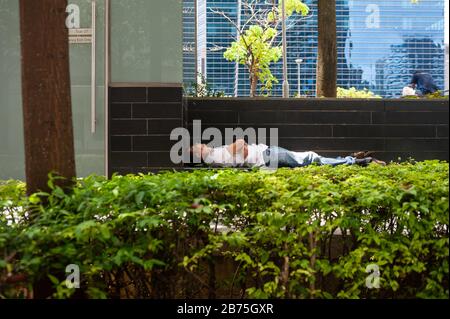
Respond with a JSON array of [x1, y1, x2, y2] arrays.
[[355, 157, 387, 167]]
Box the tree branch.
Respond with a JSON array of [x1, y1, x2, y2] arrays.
[[209, 7, 254, 62]]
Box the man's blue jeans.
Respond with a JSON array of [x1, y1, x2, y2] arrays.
[[262, 146, 356, 168]]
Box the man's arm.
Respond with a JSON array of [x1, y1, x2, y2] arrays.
[[410, 73, 419, 87], [227, 139, 249, 159]]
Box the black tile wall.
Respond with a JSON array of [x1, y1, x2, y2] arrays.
[[133, 103, 182, 118], [279, 138, 386, 152], [186, 124, 334, 138], [110, 152, 148, 168], [384, 99, 449, 111], [385, 139, 449, 152], [239, 111, 372, 124], [133, 136, 175, 152], [110, 136, 132, 152], [147, 152, 179, 167], [110, 103, 132, 119], [110, 95, 448, 176], [186, 98, 449, 163], [375, 112, 449, 125], [109, 86, 183, 176], [333, 125, 386, 138], [148, 119, 183, 135], [437, 125, 449, 138], [188, 110, 239, 124], [383, 126, 437, 138], [110, 87, 147, 103], [148, 87, 183, 102], [110, 120, 147, 135]]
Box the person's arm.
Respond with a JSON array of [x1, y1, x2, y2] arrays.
[[410, 73, 418, 87], [227, 139, 249, 159]]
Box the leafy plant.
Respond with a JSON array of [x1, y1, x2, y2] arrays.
[[337, 87, 382, 99], [0, 161, 448, 299], [184, 73, 226, 98], [402, 90, 449, 100], [215, 0, 309, 97], [224, 25, 282, 96]]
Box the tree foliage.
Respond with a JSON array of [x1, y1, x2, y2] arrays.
[[218, 0, 310, 97], [336, 87, 382, 99], [224, 26, 282, 96]]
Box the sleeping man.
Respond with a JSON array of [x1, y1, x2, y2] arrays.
[[190, 139, 386, 169]]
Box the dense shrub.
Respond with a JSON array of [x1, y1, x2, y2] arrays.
[[402, 91, 449, 99], [0, 161, 448, 299], [337, 87, 382, 99]]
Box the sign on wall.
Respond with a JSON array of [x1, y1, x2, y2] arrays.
[[68, 28, 93, 44], [66, 4, 93, 44]]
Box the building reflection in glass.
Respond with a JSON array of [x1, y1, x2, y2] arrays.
[[183, 0, 446, 98]]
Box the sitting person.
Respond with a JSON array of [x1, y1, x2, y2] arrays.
[[410, 71, 440, 96], [190, 140, 386, 168], [402, 84, 417, 97]]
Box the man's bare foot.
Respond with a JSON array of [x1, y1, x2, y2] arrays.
[[371, 158, 387, 166]]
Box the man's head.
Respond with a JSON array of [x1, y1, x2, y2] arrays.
[[190, 144, 212, 162]]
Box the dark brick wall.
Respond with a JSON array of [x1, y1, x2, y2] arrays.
[[109, 87, 183, 176], [109, 95, 448, 175], [187, 98, 449, 162]]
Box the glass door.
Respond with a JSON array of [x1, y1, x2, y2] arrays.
[[0, 0, 23, 180], [0, 0, 108, 180], [68, 0, 107, 176]]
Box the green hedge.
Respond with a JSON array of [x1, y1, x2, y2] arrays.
[[1, 161, 448, 299]]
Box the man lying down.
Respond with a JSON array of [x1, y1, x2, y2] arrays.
[[190, 139, 386, 168]]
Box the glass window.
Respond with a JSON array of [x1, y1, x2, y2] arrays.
[[111, 0, 183, 83]]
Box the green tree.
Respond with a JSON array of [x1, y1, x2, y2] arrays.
[[224, 26, 281, 97], [213, 0, 309, 97]]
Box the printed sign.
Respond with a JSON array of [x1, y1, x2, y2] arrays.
[[66, 4, 93, 45], [69, 28, 92, 36], [69, 28, 93, 44]]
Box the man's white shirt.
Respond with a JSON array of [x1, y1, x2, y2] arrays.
[[245, 144, 268, 167], [204, 144, 268, 168]]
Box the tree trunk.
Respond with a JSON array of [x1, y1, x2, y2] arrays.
[[19, 0, 76, 195], [250, 72, 258, 97], [316, 0, 337, 98]]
